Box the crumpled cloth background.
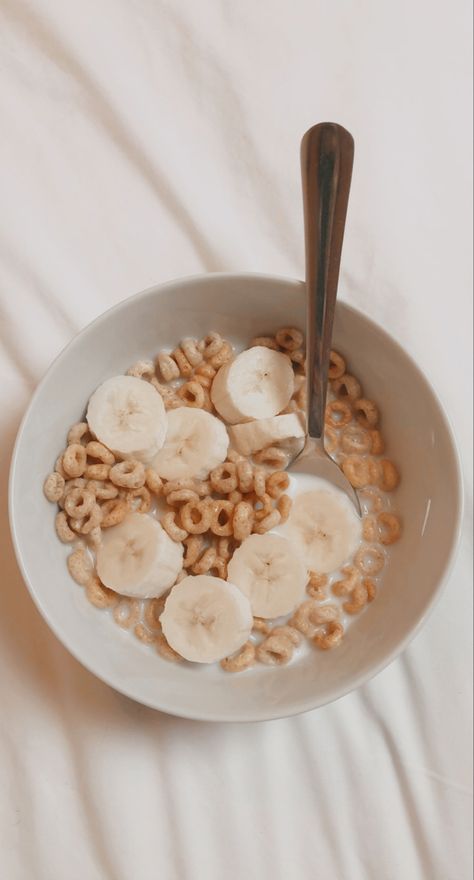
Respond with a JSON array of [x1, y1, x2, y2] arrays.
[[0, 2, 472, 878]]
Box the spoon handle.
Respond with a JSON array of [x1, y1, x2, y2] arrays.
[[301, 122, 354, 440]]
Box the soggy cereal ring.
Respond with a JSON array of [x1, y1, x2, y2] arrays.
[[163, 478, 196, 496], [250, 336, 279, 350], [314, 621, 344, 650], [355, 545, 385, 575], [156, 633, 183, 662], [325, 400, 353, 429], [265, 471, 290, 499], [126, 359, 156, 380], [377, 512, 402, 544], [64, 487, 96, 519], [55, 511, 75, 543], [277, 494, 292, 523], [254, 447, 288, 469], [193, 373, 212, 389], [145, 469, 163, 495], [332, 374, 362, 401], [195, 362, 217, 380], [253, 468, 266, 498], [58, 478, 88, 510], [67, 422, 91, 446], [210, 462, 238, 494], [134, 623, 157, 644], [252, 493, 274, 522], [232, 501, 254, 541], [78, 503, 103, 535], [328, 350, 346, 380], [202, 332, 224, 359], [275, 327, 304, 351], [362, 514, 378, 542], [377, 460, 400, 492], [256, 634, 294, 665], [161, 511, 188, 542], [341, 425, 372, 455], [341, 455, 374, 489], [359, 487, 384, 513], [192, 546, 217, 575], [220, 640, 256, 672], [67, 546, 93, 586], [363, 577, 377, 602], [86, 575, 118, 609], [87, 480, 119, 501], [290, 600, 339, 638], [369, 430, 385, 455], [63, 444, 87, 478], [270, 625, 301, 646], [228, 490, 243, 504], [43, 472, 65, 503], [343, 584, 369, 615], [289, 348, 305, 365], [109, 460, 146, 489], [208, 341, 233, 369], [100, 498, 129, 528], [236, 460, 254, 493], [183, 535, 204, 568], [55, 455, 67, 479], [177, 381, 206, 408], [172, 347, 193, 377], [306, 572, 328, 600], [252, 617, 271, 635], [216, 536, 237, 562], [88, 526, 102, 550], [85, 441, 115, 465], [85, 464, 111, 481], [353, 398, 379, 429], [253, 509, 281, 534], [144, 596, 167, 630], [209, 557, 227, 579], [167, 488, 200, 506], [180, 500, 213, 535], [180, 337, 204, 367], [157, 352, 180, 382], [209, 500, 234, 537], [113, 598, 140, 629]]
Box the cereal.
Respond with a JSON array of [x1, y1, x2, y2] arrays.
[[67, 547, 93, 586], [87, 480, 119, 501], [228, 490, 243, 504], [134, 623, 157, 644], [254, 509, 281, 534], [85, 441, 115, 465], [43, 472, 65, 503], [270, 625, 301, 646], [55, 511, 75, 543], [378, 460, 400, 492], [100, 498, 129, 528], [216, 536, 237, 562], [314, 621, 344, 650], [183, 535, 203, 568], [332, 374, 362, 401], [210, 462, 238, 494], [157, 352, 180, 382], [63, 444, 87, 477], [109, 460, 146, 489], [167, 488, 200, 506], [64, 487, 96, 519], [145, 469, 163, 495], [161, 511, 188, 542], [328, 350, 346, 379], [84, 464, 111, 481], [221, 641, 256, 672], [195, 362, 217, 381], [306, 572, 328, 600], [88, 526, 102, 551], [156, 633, 183, 662], [236, 460, 254, 493], [208, 341, 233, 369], [342, 455, 379, 489], [172, 347, 193, 378], [343, 584, 369, 615], [181, 500, 213, 535], [113, 598, 140, 629], [250, 336, 278, 350], [202, 331, 224, 359], [377, 512, 402, 544], [253, 468, 266, 498], [359, 487, 384, 513], [252, 493, 273, 522], [209, 500, 234, 537], [325, 400, 353, 428], [363, 577, 377, 602], [353, 398, 379, 429], [290, 600, 339, 638], [256, 633, 294, 665], [275, 327, 304, 351], [266, 471, 290, 498], [355, 545, 385, 576], [67, 422, 91, 445], [77, 503, 103, 535], [193, 373, 212, 389], [369, 430, 385, 455], [254, 446, 288, 469], [85, 575, 118, 609], [177, 381, 206, 408], [163, 478, 196, 496], [180, 337, 203, 367], [232, 501, 254, 541], [277, 494, 292, 522], [209, 557, 227, 579], [54, 455, 67, 478], [341, 425, 372, 455], [192, 546, 217, 575], [252, 617, 271, 635], [126, 359, 156, 380], [289, 348, 305, 366], [144, 596, 167, 630], [362, 515, 378, 542]]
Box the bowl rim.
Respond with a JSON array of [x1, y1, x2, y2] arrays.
[[8, 271, 465, 722]]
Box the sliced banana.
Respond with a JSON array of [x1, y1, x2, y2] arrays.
[[282, 488, 362, 573], [87, 375, 167, 463], [96, 511, 183, 598], [211, 346, 294, 424], [160, 575, 253, 663], [152, 407, 229, 480], [228, 412, 305, 456], [227, 533, 307, 618]]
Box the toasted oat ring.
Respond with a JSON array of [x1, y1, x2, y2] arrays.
[[362, 514, 378, 542], [67, 547, 93, 586], [144, 596, 167, 630], [256, 634, 294, 665], [192, 546, 217, 575], [221, 641, 256, 672], [341, 425, 372, 455], [109, 460, 146, 489], [229, 490, 243, 504], [180, 337, 203, 367], [155, 633, 183, 662], [85, 464, 111, 481], [277, 494, 292, 523], [353, 398, 379, 429], [332, 374, 362, 401], [359, 487, 384, 513], [252, 493, 274, 522], [253, 509, 281, 534], [87, 480, 119, 501], [85, 441, 115, 465], [58, 477, 88, 508], [85, 575, 118, 609], [289, 348, 305, 365], [324, 428, 338, 456], [328, 350, 346, 379], [173, 347, 193, 377], [63, 443, 87, 478], [226, 448, 244, 463], [113, 598, 140, 629], [182, 535, 204, 568], [253, 468, 266, 498], [252, 617, 271, 635], [88, 526, 102, 550], [193, 373, 212, 390], [163, 478, 197, 497], [378, 460, 400, 492], [77, 503, 103, 535], [55, 511, 75, 543], [343, 584, 369, 615], [144, 469, 163, 495], [325, 400, 353, 429], [363, 577, 377, 602], [208, 341, 232, 368], [250, 336, 278, 350], [157, 352, 180, 382], [126, 359, 156, 380], [101, 498, 129, 528], [265, 471, 290, 499], [161, 511, 188, 542], [202, 331, 224, 358], [67, 422, 91, 445], [64, 487, 96, 519], [253, 447, 288, 469], [54, 455, 67, 479], [209, 557, 227, 579], [369, 430, 385, 455], [209, 500, 234, 537], [236, 460, 254, 493], [355, 545, 385, 575], [232, 501, 254, 541], [306, 572, 328, 600], [180, 500, 213, 535], [275, 327, 304, 351], [43, 472, 65, 503], [377, 512, 402, 544], [341, 455, 375, 489], [167, 488, 200, 506], [177, 380, 206, 408], [195, 361, 217, 380], [270, 625, 301, 646], [210, 462, 238, 494], [134, 623, 157, 644], [290, 600, 339, 638], [216, 536, 237, 562], [314, 621, 344, 650]]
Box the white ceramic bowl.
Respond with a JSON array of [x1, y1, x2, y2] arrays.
[[9, 274, 463, 721]]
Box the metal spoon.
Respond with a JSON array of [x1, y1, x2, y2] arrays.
[[289, 121, 360, 514]]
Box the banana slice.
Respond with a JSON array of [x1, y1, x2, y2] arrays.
[[152, 407, 229, 480], [87, 375, 167, 463], [227, 533, 307, 618], [160, 575, 253, 663], [211, 346, 294, 424], [228, 412, 305, 456], [282, 488, 362, 573], [96, 511, 183, 598]]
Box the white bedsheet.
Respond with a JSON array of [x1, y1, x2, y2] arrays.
[[0, 2, 472, 878]]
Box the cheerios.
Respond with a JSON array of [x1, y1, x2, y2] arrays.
[[359, 487, 384, 513], [342, 455, 377, 489], [363, 578, 377, 602], [362, 514, 378, 542], [221, 641, 256, 672], [64, 487, 96, 519], [177, 381, 206, 408], [85, 441, 115, 465], [54, 455, 67, 478], [277, 494, 292, 522], [228, 490, 243, 504], [43, 472, 65, 503], [157, 352, 180, 382], [180, 337, 203, 367], [236, 460, 254, 493], [172, 347, 193, 377], [161, 511, 188, 542], [156, 633, 183, 662], [252, 493, 273, 522], [195, 361, 217, 381], [378, 460, 400, 492], [86, 575, 118, 609], [266, 471, 290, 498], [202, 331, 224, 359], [180, 500, 213, 535], [67, 546, 93, 586], [353, 398, 379, 428], [306, 572, 328, 600], [332, 374, 362, 401], [183, 535, 203, 568], [254, 509, 281, 534], [270, 625, 301, 646], [134, 623, 157, 644], [314, 621, 344, 650], [343, 584, 369, 615], [328, 350, 346, 379], [192, 546, 217, 575], [209, 557, 227, 579], [290, 600, 339, 638], [275, 327, 304, 351], [100, 498, 129, 528], [109, 460, 146, 489], [167, 488, 200, 506], [85, 464, 111, 481], [253, 468, 266, 498], [324, 428, 338, 455], [377, 512, 401, 544], [113, 598, 140, 629], [88, 480, 119, 501], [210, 462, 238, 494], [325, 400, 353, 428], [252, 617, 271, 635], [341, 425, 372, 455], [67, 422, 91, 445], [256, 633, 294, 665], [216, 536, 237, 562], [232, 501, 254, 541], [208, 341, 233, 368], [253, 446, 288, 469], [63, 443, 87, 478], [250, 336, 278, 350], [126, 359, 155, 380], [355, 545, 385, 575], [369, 430, 385, 455], [209, 500, 234, 537], [77, 503, 103, 535], [55, 511, 75, 543], [144, 596, 167, 630]]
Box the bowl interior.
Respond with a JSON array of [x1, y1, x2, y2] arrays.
[[9, 274, 462, 721]]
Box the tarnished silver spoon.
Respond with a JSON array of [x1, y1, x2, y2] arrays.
[[289, 122, 360, 514]]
